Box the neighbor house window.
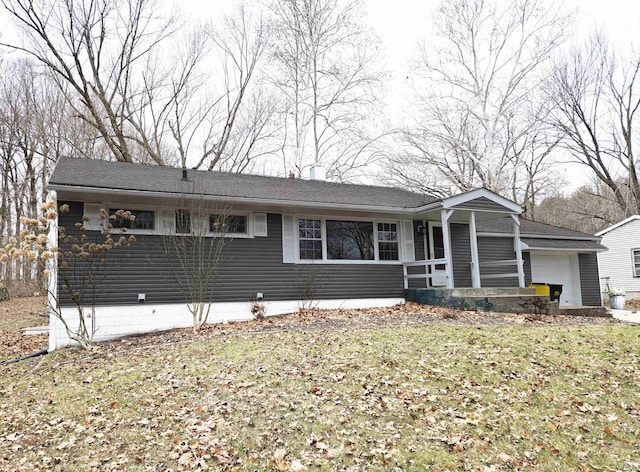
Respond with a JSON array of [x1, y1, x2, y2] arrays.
[[326, 220, 374, 260], [377, 222, 399, 261], [299, 219, 322, 260], [109, 209, 155, 230], [633, 249, 640, 277], [175, 210, 191, 234], [209, 214, 247, 235]]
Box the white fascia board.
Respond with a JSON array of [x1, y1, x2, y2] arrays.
[[476, 232, 602, 242], [595, 215, 640, 236], [441, 188, 522, 213], [49, 184, 420, 216], [526, 247, 606, 254]]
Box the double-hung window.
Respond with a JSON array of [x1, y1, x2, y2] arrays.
[[377, 222, 399, 260], [299, 219, 323, 260], [297, 218, 400, 262], [633, 248, 640, 277]]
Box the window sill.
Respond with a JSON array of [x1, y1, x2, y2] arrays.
[[295, 259, 402, 265]]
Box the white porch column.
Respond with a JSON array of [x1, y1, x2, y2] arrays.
[[511, 214, 526, 288], [441, 209, 455, 289], [469, 211, 481, 288]]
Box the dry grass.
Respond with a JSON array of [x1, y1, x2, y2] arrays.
[[0, 301, 638, 471], [0, 297, 48, 362]]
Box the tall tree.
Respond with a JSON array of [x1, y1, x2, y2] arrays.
[[269, 0, 384, 180], [545, 34, 640, 217], [393, 0, 568, 213], [1, 0, 270, 170]]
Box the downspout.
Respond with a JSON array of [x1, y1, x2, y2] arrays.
[[47, 191, 58, 352]]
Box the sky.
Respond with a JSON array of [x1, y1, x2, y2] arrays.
[[2, 0, 640, 190]]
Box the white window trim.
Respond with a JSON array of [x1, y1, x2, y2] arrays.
[[105, 203, 160, 235], [632, 248, 640, 277], [100, 204, 254, 238], [294, 215, 402, 265], [204, 211, 253, 239]]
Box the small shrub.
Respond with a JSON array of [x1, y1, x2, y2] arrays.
[[250, 300, 267, 320]]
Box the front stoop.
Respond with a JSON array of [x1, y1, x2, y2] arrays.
[[405, 288, 558, 315], [559, 306, 610, 317]]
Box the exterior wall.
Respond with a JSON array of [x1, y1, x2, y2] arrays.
[[579, 253, 603, 306], [57, 201, 405, 307], [598, 218, 640, 298], [451, 223, 472, 288], [477, 236, 532, 287]]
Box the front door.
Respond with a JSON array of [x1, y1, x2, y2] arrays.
[[428, 222, 447, 287]]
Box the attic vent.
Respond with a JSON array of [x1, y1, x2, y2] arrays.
[[309, 165, 326, 181]]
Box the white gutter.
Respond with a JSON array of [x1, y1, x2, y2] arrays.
[[477, 232, 601, 242]]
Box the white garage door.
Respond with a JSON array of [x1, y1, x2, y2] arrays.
[[530, 253, 581, 306]]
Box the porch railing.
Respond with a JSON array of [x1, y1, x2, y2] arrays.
[[402, 258, 449, 289], [474, 259, 522, 281]]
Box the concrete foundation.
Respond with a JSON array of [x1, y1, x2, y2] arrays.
[[405, 288, 559, 315]]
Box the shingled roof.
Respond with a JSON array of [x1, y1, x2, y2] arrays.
[[477, 217, 600, 240], [49, 157, 436, 210], [477, 218, 605, 251]]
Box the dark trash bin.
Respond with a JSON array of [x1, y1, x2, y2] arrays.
[[548, 284, 563, 302]]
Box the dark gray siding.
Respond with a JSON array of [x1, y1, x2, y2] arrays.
[[413, 220, 426, 260], [455, 196, 510, 212], [477, 236, 532, 287], [451, 223, 472, 288], [57, 202, 404, 306], [579, 253, 602, 306]]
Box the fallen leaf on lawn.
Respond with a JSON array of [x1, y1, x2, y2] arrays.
[[273, 448, 288, 471], [290, 460, 307, 471]]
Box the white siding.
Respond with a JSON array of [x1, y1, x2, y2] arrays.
[[598, 218, 640, 295]]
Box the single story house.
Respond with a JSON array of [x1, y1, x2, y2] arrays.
[[596, 215, 640, 299], [46, 157, 606, 349]]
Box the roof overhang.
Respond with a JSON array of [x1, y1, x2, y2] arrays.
[[595, 215, 640, 236], [521, 237, 607, 252], [49, 184, 423, 216], [414, 188, 522, 215]]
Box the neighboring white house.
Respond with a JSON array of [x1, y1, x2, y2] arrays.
[[596, 216, 640, 299]]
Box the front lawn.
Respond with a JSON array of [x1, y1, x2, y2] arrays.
[[1, 311, 639, 471]]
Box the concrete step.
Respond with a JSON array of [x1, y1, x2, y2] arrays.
[[558, 306, 610, 317], [450, 287, 537, 297], [405, 288, 557, 315], [463, 295, 558, 315]]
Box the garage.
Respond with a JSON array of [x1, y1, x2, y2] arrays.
[[529, 252, 582, 306]]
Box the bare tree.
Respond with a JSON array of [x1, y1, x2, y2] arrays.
[[269, 0, 384, 180], [1, 0, 182, 164], [536, 179, 627, 233], [545, 34, 640, 217], [160, 193, 227, 332], [1, 0, 271, 171], [188, 4, 273, 172], [393, 0, 568, 208]]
